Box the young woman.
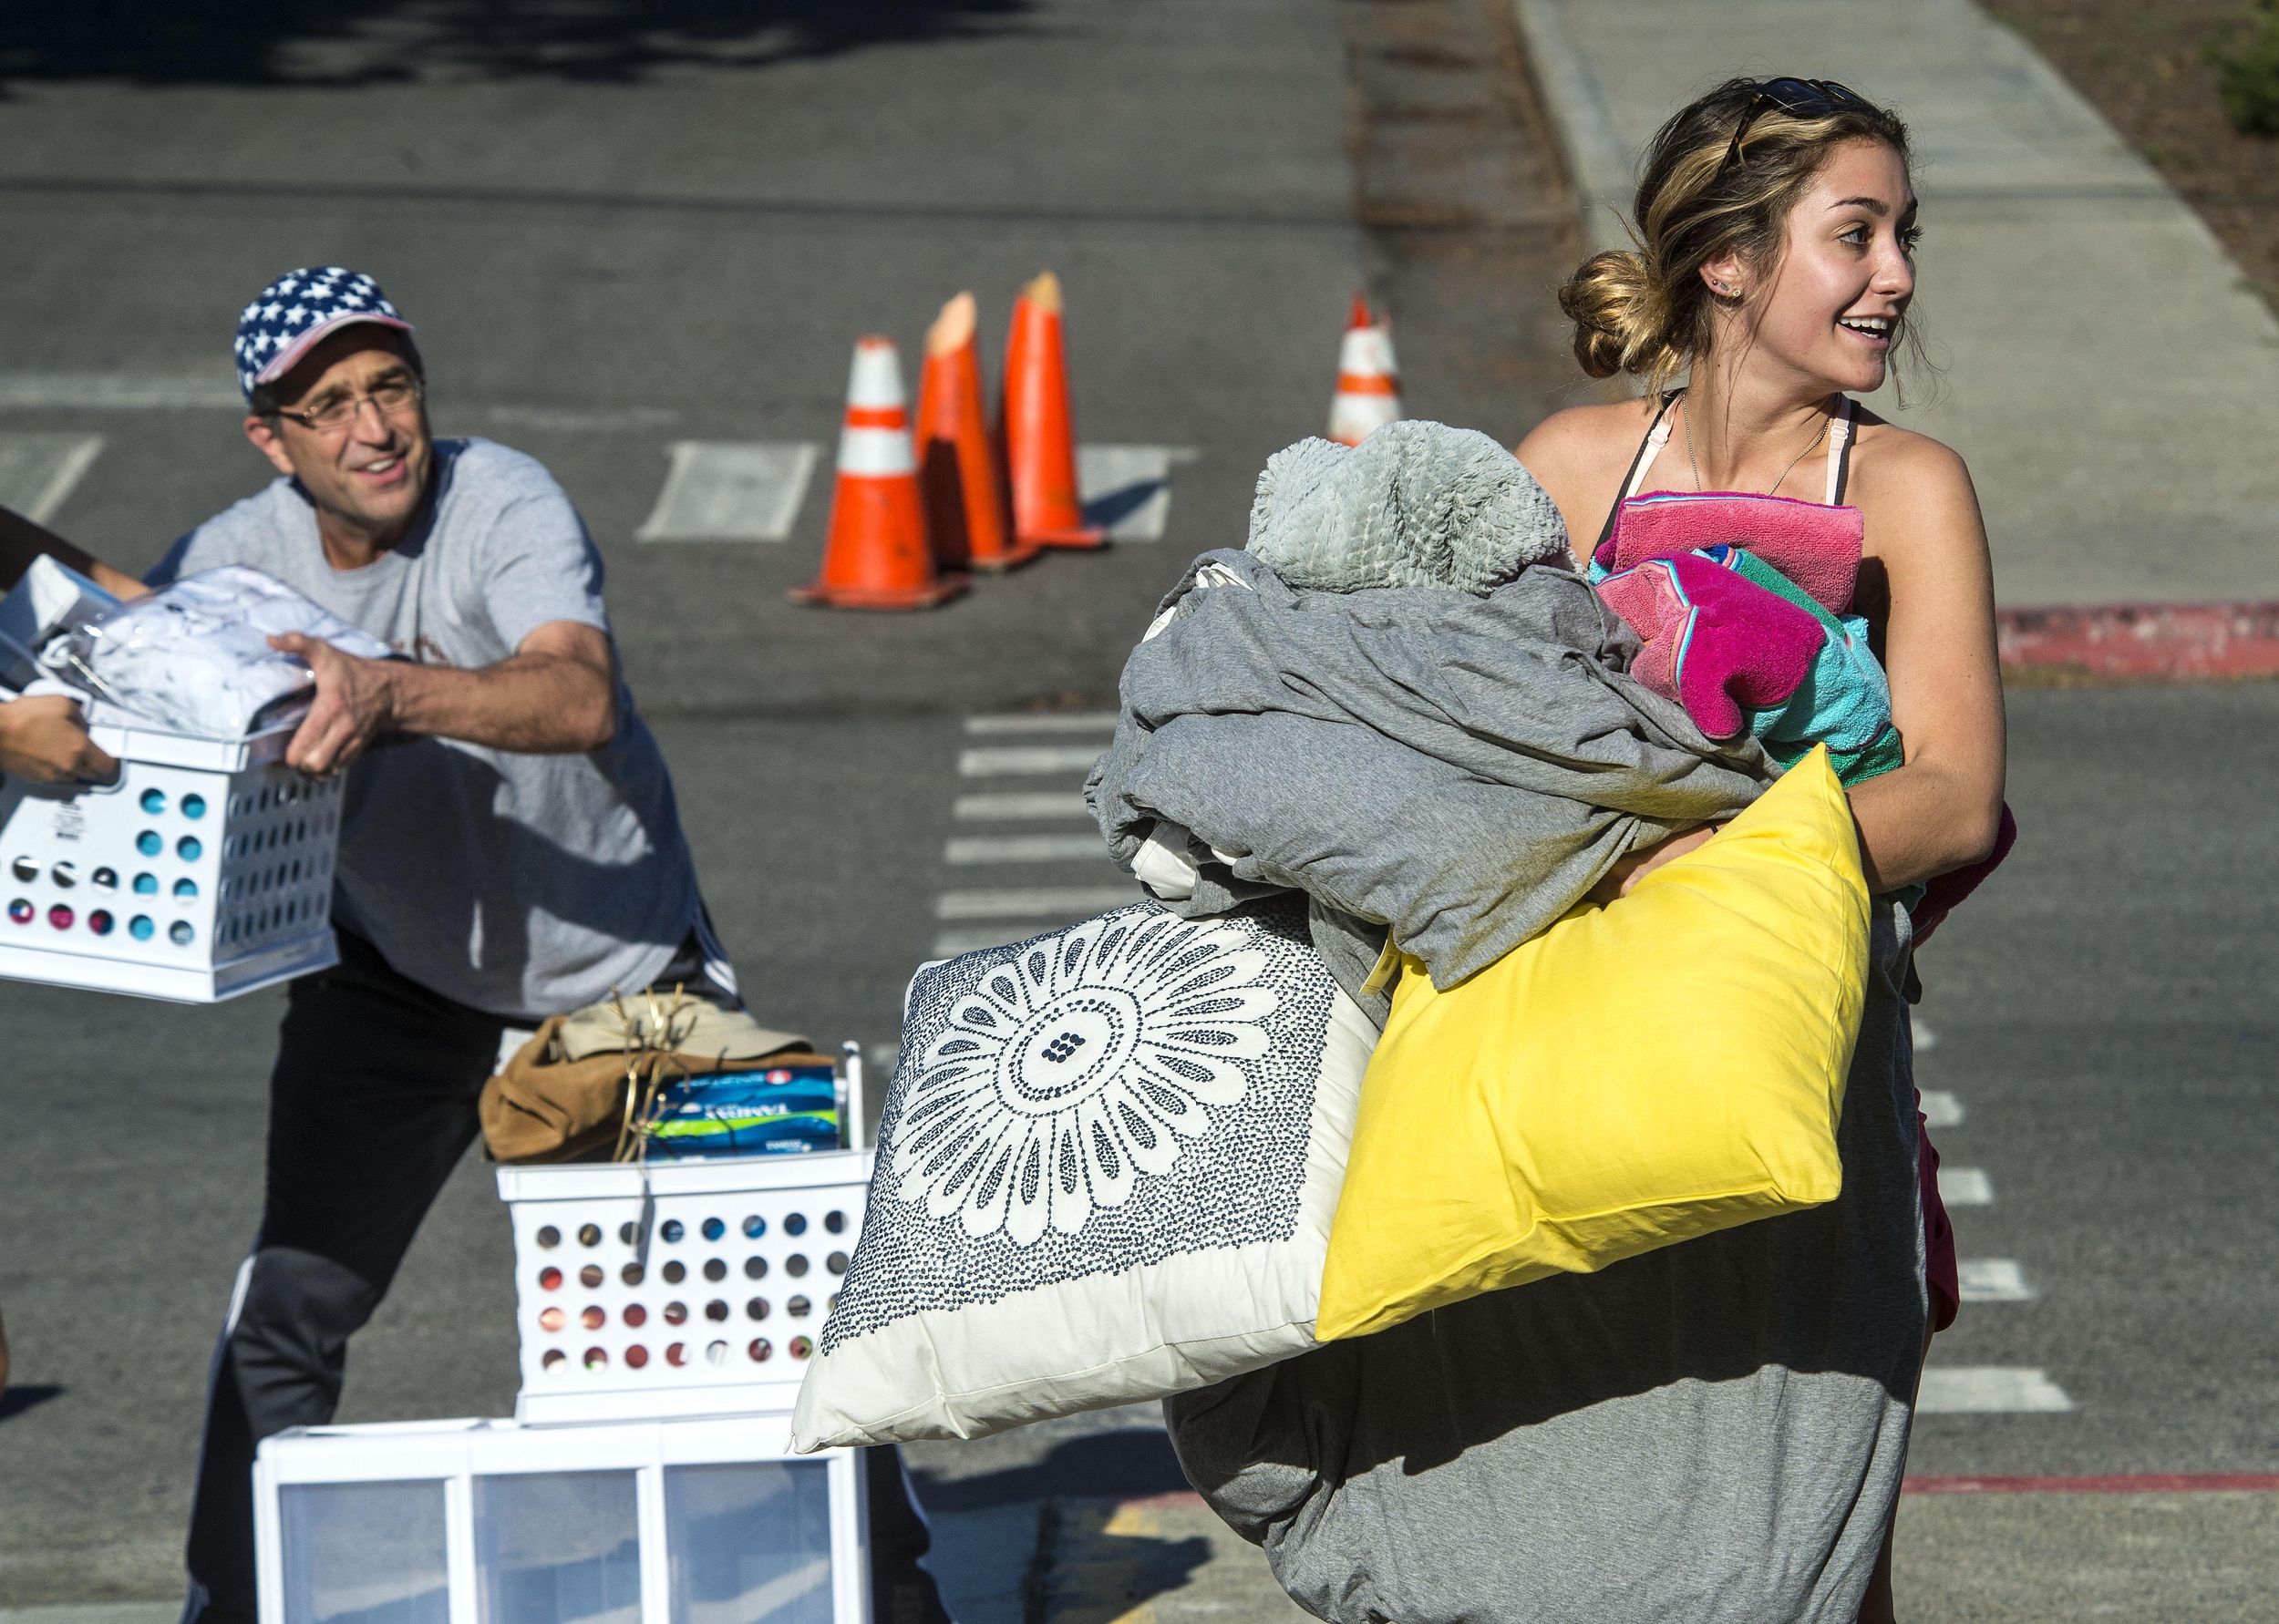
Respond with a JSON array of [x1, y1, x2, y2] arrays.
[[1169, 80, 2003, 1624], [1519, 77, 2005, 1619]]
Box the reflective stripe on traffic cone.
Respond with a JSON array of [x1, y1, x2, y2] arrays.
[[1001, 272, 1106, 550], [1327, 292, 1402, 447], [792, 336, 967, 611], [917, 293, 1039, 574]]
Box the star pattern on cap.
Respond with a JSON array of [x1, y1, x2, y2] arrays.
[[232, 266, 408, 399]]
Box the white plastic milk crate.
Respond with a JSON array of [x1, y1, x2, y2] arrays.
[[0, 718, 341, 1002], [498, 1146, 876, 1425], [253, 1411, 869, 1624]]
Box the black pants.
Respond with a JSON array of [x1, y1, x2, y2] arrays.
[[182, 931, 949, 1624]]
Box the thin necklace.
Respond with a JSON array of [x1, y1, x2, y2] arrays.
[[1684, 393, 1830, 497]]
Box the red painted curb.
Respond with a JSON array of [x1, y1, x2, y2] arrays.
[[1108, 1482, 2279, 1507], [1998, 601, 2279, 680], [1904, 1474, 2279, 1496]]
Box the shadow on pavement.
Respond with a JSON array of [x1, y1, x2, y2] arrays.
[[0, 1382, 63, 1422], [912, 1426, 1192, 1512], [0, 0, 1034, 89]]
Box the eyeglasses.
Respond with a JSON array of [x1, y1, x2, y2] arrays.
[[1721, 77, 1874, 172], [272, 375, 424, 433]]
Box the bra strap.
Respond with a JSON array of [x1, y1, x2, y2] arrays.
[[1825, 396, 1857, 505], [1592, 391, 1683, 553]]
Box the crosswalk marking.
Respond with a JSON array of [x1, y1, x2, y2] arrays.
[[964, 712, 1120, 735], [934, 886, 1140, 920], [946, 834, 1109, 865], [1958, 1259, 2037, 1302], [1921, 1089, 1964, 1129], [958, 745, 1105, 777], [635, 441, 820, 541], [1918, 1367, 2073, 1414], [1939, 1167, 1994, 1206], [0, 373, 239, 409], [932, 924, 1041, 957], [954, 792, 1093, 821], [0, 433, 103, 525], [1078, 445, 1197, 542], [485, 404, 679, 433]]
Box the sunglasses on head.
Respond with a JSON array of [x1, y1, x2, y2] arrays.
[[1722, 77, 1874, 170]]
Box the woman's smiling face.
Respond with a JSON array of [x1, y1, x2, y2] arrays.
[[1738, 138, 1919, 395]]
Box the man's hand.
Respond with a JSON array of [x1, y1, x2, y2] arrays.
[[0, 694, 118, 786], [270, 632, 397, 777]]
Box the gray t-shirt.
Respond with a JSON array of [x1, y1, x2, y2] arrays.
[[151, 437, 700, 1022]]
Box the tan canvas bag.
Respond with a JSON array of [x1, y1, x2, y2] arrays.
[[479, 992, 816, 1165]]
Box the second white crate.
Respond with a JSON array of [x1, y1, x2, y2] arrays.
[[498, 1147, 875, 1424]]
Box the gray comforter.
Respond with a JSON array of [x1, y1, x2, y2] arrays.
[[1087, 427, 1770, 997]]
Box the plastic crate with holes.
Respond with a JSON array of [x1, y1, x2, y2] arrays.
[[0, 718, 341, 1002], [496, 1048, 874, 1424]]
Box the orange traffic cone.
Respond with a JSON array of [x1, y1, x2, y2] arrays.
[[916, 293, 1038, 574], [1327, 293, 1402, 447], [1000, 272, 1105, 550], [792, 336, 967, 611]]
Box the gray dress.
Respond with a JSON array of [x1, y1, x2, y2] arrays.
[[1167, 899, 1927, 1624]]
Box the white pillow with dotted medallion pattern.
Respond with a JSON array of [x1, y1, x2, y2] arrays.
[[791, 897, 1374, 1449]]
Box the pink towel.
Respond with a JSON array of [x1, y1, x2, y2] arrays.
[[1596, 551, 1823, 739], [1599, 491, 1863, 614]]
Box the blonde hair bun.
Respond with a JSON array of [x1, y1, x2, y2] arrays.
[[1557, 249, 1667, 381]]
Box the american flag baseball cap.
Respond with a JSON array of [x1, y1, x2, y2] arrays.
[[232, 266, 414, 401]]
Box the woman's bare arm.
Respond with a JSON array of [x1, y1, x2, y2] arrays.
[[1847, 435, 2006, 891], [0, 505, 143, 599]]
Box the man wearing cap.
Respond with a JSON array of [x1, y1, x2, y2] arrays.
[[160, 270, 950, 1624]]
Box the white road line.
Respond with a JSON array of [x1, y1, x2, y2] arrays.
[[945, 834, 1110, 865], [1078, 444, 1198, 542], [958, 745, 1104, 777], [0, 373, 239, 409], [1914, 1020, 1938, 1052], [934, 886, 1139, 920], [1917, 1367, 2073, 1414], [1939, 1167, 1995, 1207], [1921, 1089, 1964, 1129], [635, 441, 819, 541], [954, 792, 1093, 821], [1957, 1259, 2037, 1302], [0, 434, 103, 524], [932, 925, 1037, 957], [487, 404, 680, 432], [964, 712, 1120, 735]]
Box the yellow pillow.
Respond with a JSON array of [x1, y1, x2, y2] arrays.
[[1315, 746, 1869, 1342]]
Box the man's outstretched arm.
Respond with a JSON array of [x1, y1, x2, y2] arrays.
[[269, 618, 618, 776]]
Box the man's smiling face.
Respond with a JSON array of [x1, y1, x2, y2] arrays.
[[246, 324, 434, 545]]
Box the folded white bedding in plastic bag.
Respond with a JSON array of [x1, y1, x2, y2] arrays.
[[53, 565, 392, 738]]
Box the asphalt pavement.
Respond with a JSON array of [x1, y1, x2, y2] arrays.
[[0, 2, 2273, 1619]]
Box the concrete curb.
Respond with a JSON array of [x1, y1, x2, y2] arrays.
[[1508, 0, 1633, 253], [1997, 602, 2279, 681]]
